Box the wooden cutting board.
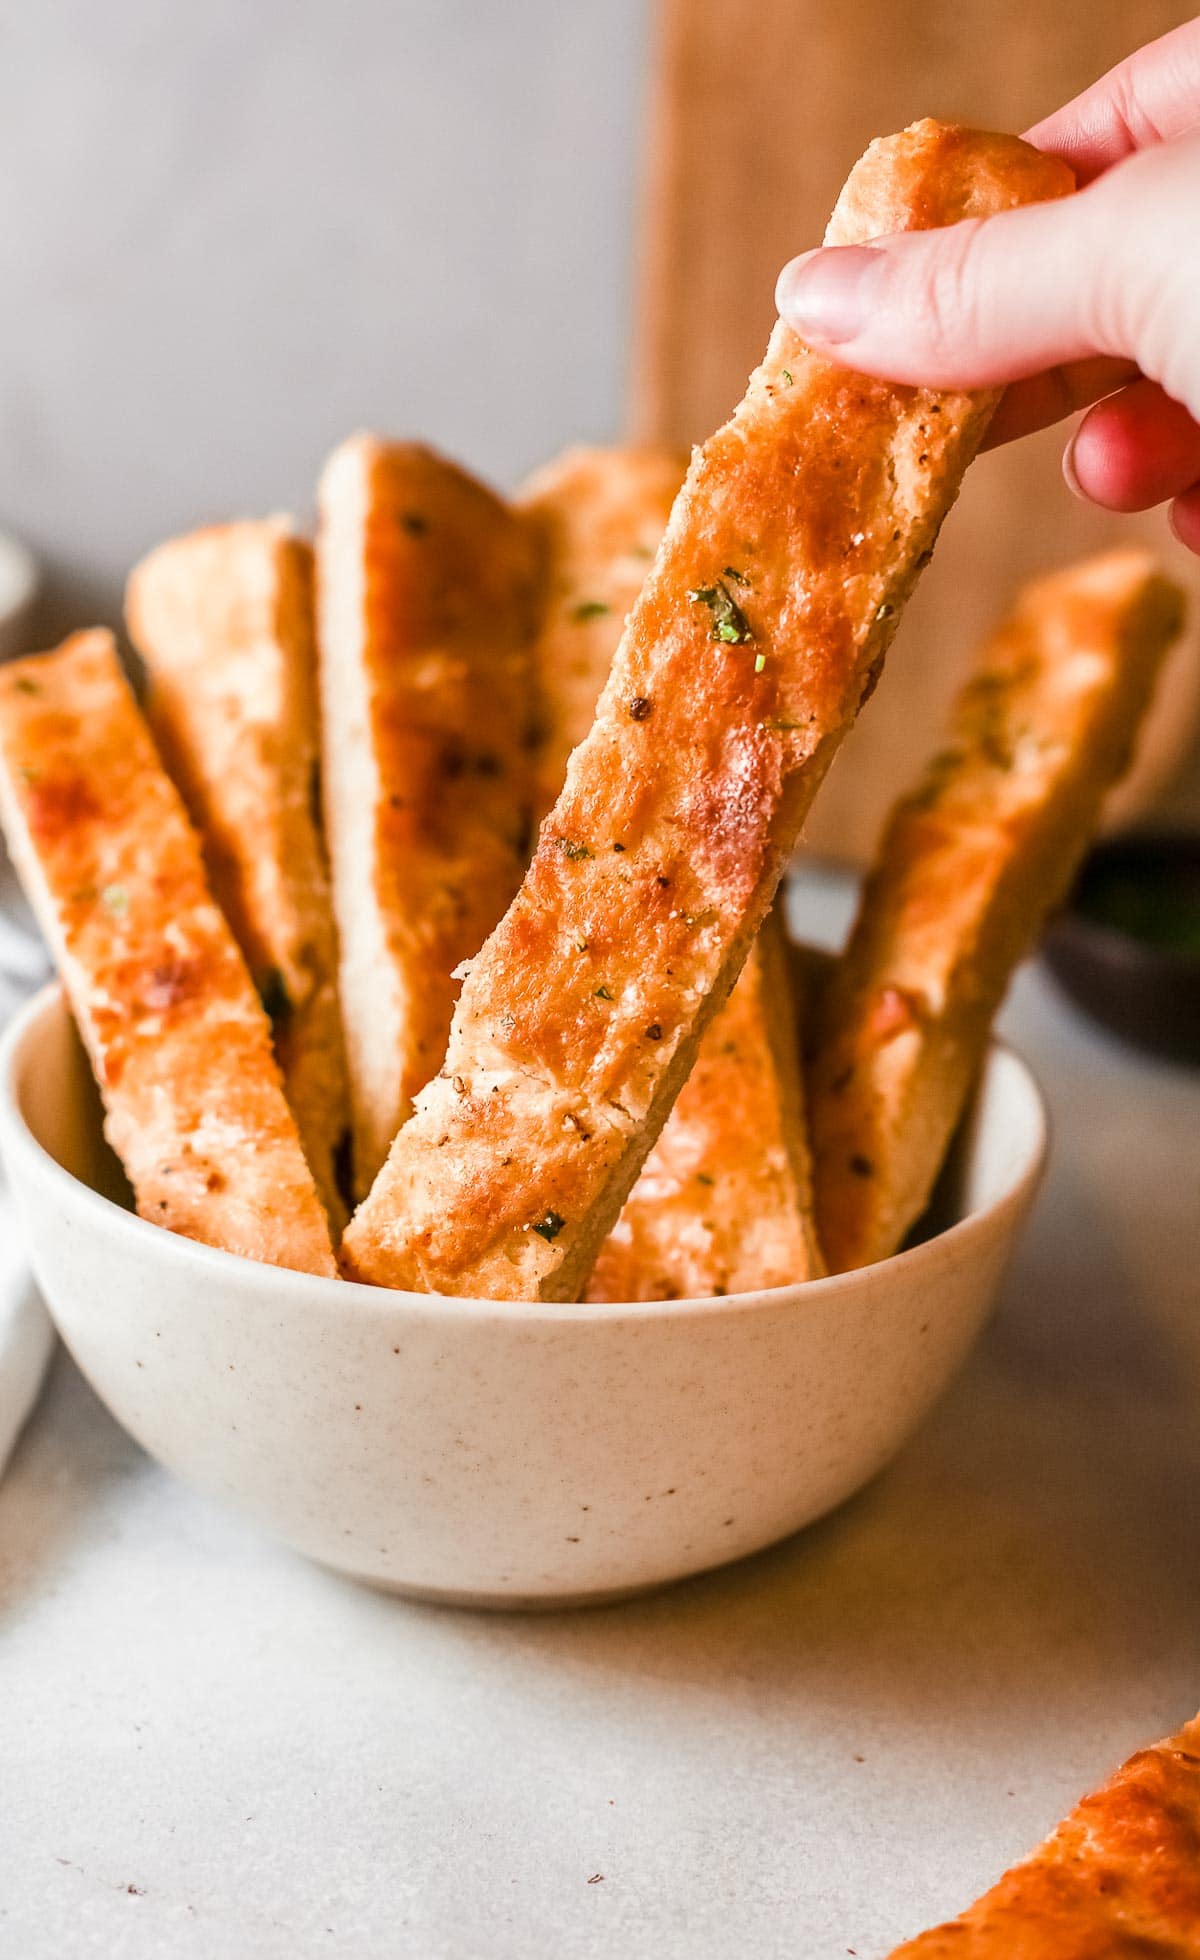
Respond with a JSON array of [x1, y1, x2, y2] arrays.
[[632, 0, 1200, 862]]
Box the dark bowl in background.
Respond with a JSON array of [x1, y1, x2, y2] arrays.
[[1042, 831, 1200, 1065]]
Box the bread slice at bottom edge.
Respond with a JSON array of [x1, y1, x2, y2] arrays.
[[887, 1710, 1200, 1956]]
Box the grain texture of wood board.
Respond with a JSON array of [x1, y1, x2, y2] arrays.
[[342, 123, 1072, 1303], [633, 0, 1200, 862], [0, 630, 337, 1277], [886, 1708, 1200, 1956], [810, 548, 1183, 1274], [126, 518, 350, 1229], [520, 444, 824, 1300], [316, 437, 539, 1197]]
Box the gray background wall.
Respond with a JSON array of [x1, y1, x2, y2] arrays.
[[0, 0, 652, 636]]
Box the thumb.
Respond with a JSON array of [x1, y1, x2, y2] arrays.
[[775, 138, 1200, 420]]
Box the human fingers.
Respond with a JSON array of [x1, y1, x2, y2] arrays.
[[1168, 483, 1200, 555], [1026, 17, 1200, 184], [981, 358, 1138, 450], [775, 137, 1200, 423], [1065, 375, 1200, 512]]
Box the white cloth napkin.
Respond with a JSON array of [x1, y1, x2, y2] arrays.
[[0, 855, 54, 1477]]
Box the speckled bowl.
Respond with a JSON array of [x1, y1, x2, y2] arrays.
[[0, 986, 1047, 1608]]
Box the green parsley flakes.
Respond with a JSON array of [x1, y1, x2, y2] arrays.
[[571, 600, 610, 622], [688, 580, 753, 646], [100, 884, 129, 917], [557, 837, 594, 861]]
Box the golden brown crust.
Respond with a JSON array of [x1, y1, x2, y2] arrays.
[[587, 908, 824, 1299], [342, 123, 1073, 1302], [520, 446, 822, 1298], [126, 519, 350, 1229], [811, 549, 1184, 1273], [889, 1712, 1200, 1957], [0, 632, 336, 1276], [519, 445, 686, 823], [316, 437, 539, 1195]]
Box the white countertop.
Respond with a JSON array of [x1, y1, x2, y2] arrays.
[[2, 870, 1198, 1960]]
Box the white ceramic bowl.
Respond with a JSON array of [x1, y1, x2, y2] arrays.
[[0, 986, 1047, 1608]]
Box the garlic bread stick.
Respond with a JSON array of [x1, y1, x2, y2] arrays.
[[316, 437, 539, 1195], [520, 444, 686, 821], [811, 548, 1183, 1273], [520, 444, 823, 1297], [0, 632, 337, 1276], [587, 906, 823, 1300], [344, 122, 1073, 1301], [888, 1710, 1200, 1957], [126, 519, 350, 1228]]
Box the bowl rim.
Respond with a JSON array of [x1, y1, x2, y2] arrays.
[[0, 982, 1049, 1327]]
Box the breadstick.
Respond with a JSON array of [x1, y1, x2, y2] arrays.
[[519, 444, 686, 822], [587, 905, 823, 1299], [316, 437, 539, 1195], [519, 444, 823, 1297], [0, 632, 337, 1276], [126, 519, 350, 1228], [811, 548, 1183, 1273], [343, 122, 1073, 1301], [888, 1710, 1200, 1957]]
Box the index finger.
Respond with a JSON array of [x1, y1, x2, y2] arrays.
[[1026, 17, 1200, 182]]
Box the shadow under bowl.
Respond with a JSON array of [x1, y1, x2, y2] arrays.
[[0, 986, 1047, 1609]]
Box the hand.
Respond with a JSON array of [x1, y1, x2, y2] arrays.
[[775, 21, 1200, 553]]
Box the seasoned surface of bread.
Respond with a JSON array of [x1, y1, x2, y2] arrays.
[[343, 124, 1073, 1302], [126, 519, 350, 1227], [0, 632, 336, 1275], [889, 1711, 1200, 1957], [317, 438, 539, 1195], [519, 447, 823, 1298], [519, 445, 686, 820], [587, 908, 823, 1300], [811, 549, 1184, 1273]]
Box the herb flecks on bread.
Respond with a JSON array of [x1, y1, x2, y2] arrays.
[[342, 123, 1074, 1301], [0, 631, 337, 1276]]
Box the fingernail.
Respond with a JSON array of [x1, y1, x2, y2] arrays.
[[775, 245, 886, 344], [1061, 433, 1086, 501]]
